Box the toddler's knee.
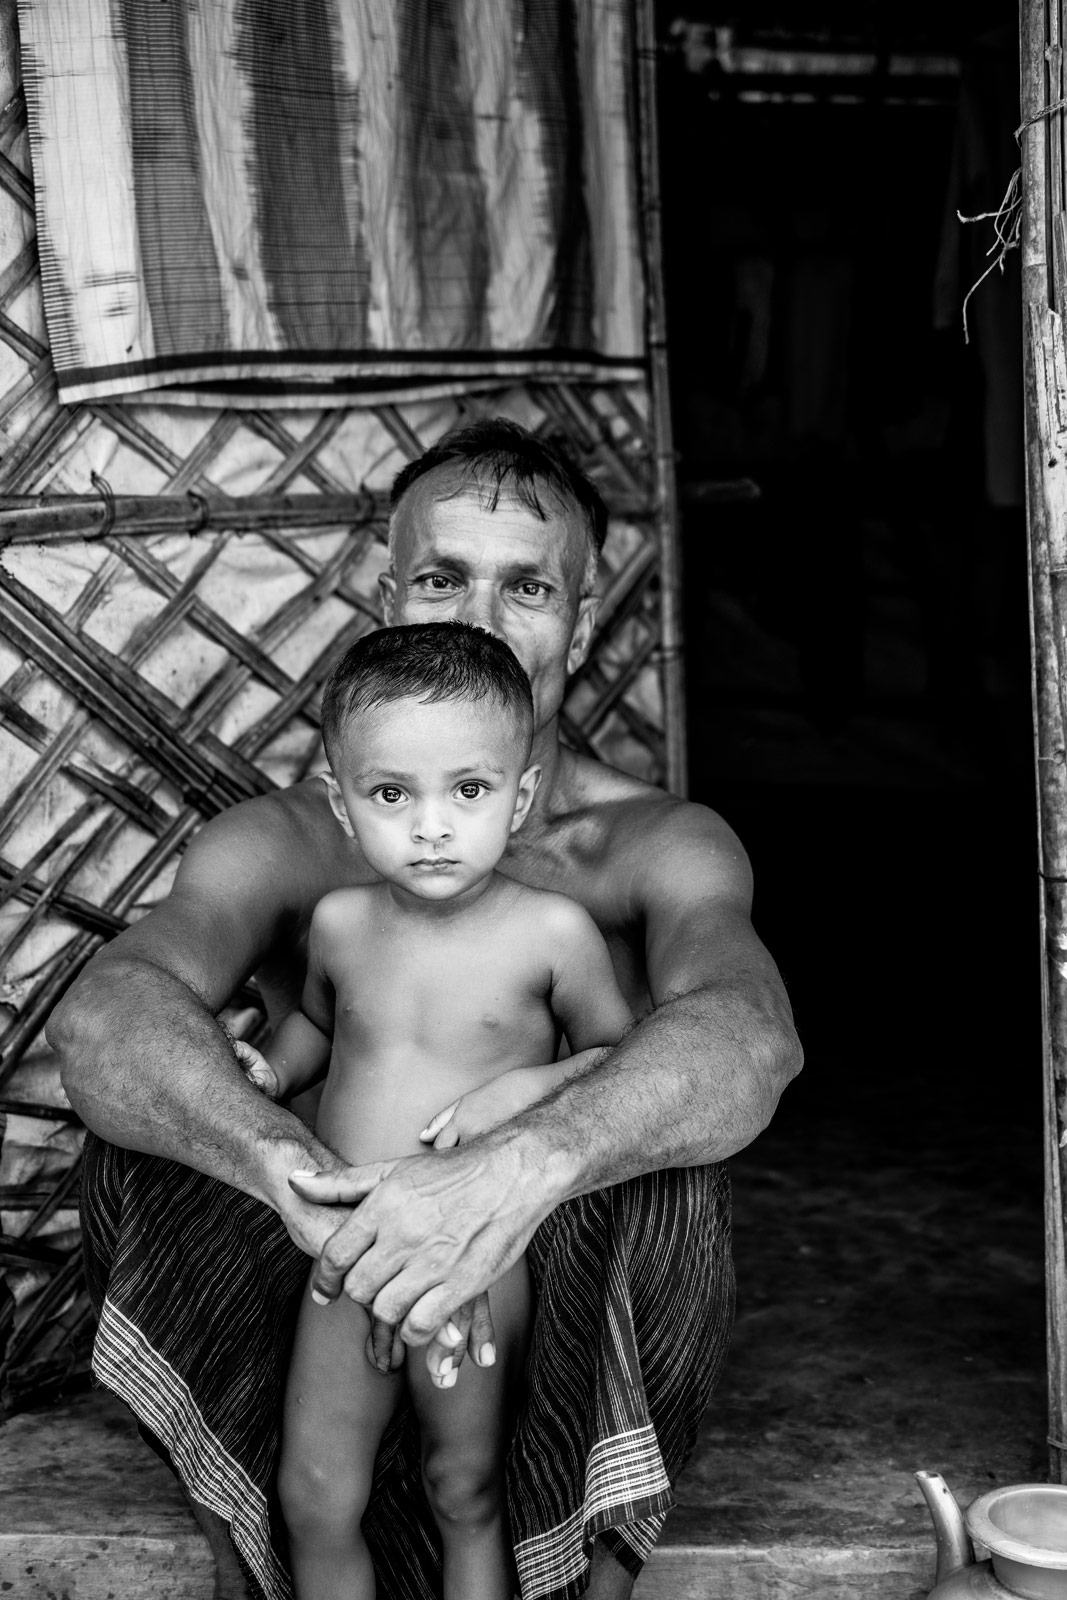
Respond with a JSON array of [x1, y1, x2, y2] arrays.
[[422, 1445, 502, 1530], [279, 1453, 368, 1545]]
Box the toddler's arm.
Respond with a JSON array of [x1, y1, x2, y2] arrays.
[[547, 897, 633, 1055], [237, 915, 334, 1100]]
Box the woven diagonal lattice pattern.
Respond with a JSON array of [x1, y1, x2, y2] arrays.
[[0, 7, 672, 1411]]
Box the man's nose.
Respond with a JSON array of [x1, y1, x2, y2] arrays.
[[456, 584, 507, 641]]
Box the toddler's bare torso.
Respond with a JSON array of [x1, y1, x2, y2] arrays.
[[314, 875, 560, 1166]]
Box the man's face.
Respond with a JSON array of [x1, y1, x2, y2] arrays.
[[379, 471, 598, 733], [327, 696, 540, 905]]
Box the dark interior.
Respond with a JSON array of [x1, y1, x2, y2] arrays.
[[657, 0, 1046, 1514]]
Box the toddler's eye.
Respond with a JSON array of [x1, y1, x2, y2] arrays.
[[457, 782, 485, 800], [376, 786, 405, 804]]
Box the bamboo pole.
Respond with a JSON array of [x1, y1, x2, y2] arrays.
[[635, 0, 688, 798], [1020, 0, 1067, 1480], [0, 486, 658, 547], [0, 489, 389, 546]]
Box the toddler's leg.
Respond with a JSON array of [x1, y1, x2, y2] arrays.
[[280, 1277, 402, 1600], [408, 1257, 531, 1600]]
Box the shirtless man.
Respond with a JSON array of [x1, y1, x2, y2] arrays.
[[48, 418, 802, 1600]]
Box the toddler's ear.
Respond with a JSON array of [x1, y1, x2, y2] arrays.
[[511, 764, 542, 833], [322, 774, 357, 839]]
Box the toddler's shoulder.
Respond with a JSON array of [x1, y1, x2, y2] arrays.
[[508, 883, 601, 945], [310, 883, 376, 933]]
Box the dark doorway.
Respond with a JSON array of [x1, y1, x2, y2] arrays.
[[657, 2, 1046, 1552]]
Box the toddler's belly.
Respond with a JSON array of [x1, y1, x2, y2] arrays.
[[315, 1057, 506, 1166]]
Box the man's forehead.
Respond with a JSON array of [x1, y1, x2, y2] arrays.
[[394, 469, 585, 567]]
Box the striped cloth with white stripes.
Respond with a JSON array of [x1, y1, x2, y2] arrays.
[[82, 1134, 733, 1600], [17, 0, 645, 406]]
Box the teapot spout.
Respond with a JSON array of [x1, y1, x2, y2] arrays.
[[915, 1471, 974, 1585]]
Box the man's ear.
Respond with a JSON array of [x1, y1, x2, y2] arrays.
[[511, 764, 542, 833], [567, 595, 599, 676], [322, 774, 357, 839], [379, 570, 398, 625]]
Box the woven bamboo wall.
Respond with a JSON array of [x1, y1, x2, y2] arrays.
[[0, 0, 681, 1411]]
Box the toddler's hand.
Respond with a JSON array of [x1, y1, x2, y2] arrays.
[[233, 1038, 281, 1100], [418, 1068, 546, 1149]]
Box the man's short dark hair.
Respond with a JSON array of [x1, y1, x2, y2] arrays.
[[389, 417, 608, 588], [320, 622, 534, 765]]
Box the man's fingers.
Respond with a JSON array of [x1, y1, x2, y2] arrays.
[[288, 1163, 393, 1204], [307, 1210, 378, 1304], [367, 1316, 403, 1375], [418, 1103, 458, 1143], [424, 1302, 471, 1389], [467, 1291, 497, 1367]]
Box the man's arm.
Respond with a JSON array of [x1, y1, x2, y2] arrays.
[[534, 805, 801, 1181], [292, 799, 801, 1343], [46, 800, 346, 1254]]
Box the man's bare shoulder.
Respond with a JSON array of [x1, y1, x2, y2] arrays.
[[194, 777, 334, 848], [183, 778, 357, 884], [562, 752, 751, 894]]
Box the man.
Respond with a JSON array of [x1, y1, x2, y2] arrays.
[[49, 419, 801, 1600]]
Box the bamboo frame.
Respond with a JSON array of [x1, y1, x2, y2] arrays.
[[636, 0, 688, 799], [0, 5, 686, 1408], [1021, 0, 1067, 1479]]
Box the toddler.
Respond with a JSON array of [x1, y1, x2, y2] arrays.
[[238, 621, 631, 1600]]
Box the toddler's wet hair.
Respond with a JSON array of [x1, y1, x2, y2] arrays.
[[320, 622, 534, 762]]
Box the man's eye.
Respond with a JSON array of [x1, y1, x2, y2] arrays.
[[457, 782, 486, 800], [419, 573, 457, 591], [514, 581, 548, 599], [375, 786, 405, 804]]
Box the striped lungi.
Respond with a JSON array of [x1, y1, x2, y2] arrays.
[[81, 1135, 733, 1600]]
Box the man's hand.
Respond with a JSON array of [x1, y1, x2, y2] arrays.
[[289, 1138, 553, 1384]]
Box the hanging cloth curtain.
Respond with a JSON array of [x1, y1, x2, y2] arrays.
[[16, 0, 645, 406]]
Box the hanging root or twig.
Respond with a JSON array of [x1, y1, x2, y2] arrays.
[[957, 167, 1022, 344]]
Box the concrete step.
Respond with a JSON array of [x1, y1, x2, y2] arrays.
[[0, 1389, 935, 1600]]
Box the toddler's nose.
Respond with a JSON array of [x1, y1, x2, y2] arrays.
[[412, 805, 453, 845]]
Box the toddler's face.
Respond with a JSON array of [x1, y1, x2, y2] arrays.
[[327, 695, 539, 904]]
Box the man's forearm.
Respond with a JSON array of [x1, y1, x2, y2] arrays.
[[497, 980, 802, 1202], [48, 954, 336, 1213]]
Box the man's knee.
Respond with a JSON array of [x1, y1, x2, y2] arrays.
[[421, 1442, 501, 1530]]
